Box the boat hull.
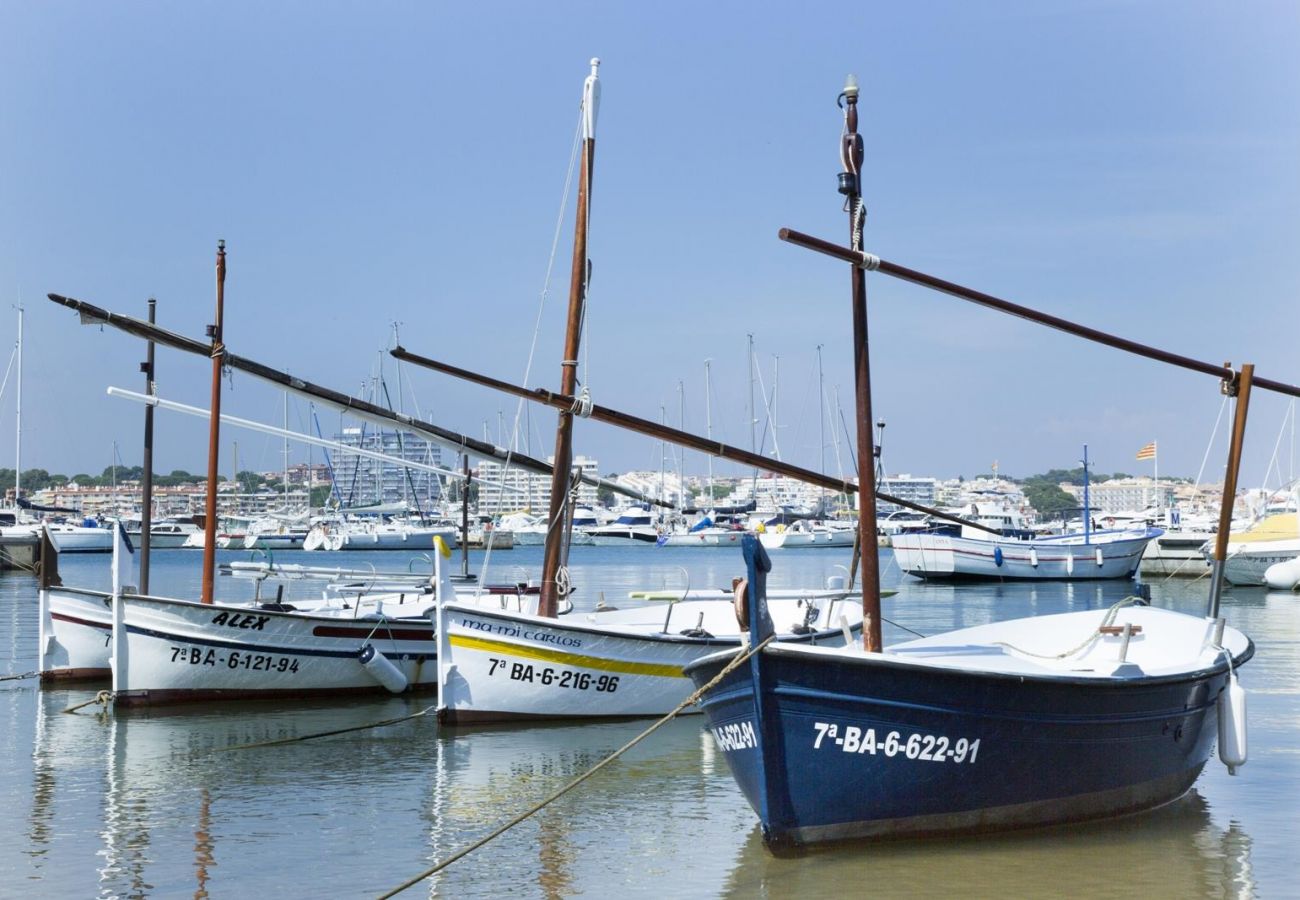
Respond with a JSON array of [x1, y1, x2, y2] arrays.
[[687, 632, 1243, 848], [44, 588, 114, 680], [892, 529, 1157, 580], [1140, 531, 1213, 577], [437, 596, 861, 724], [85, 593, 443, 705], [1221, 541, 1300, 586]]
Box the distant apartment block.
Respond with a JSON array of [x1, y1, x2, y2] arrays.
[[476, 455, 600, 517], [329, 428, 442, 509]]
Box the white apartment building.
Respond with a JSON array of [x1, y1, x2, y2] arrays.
[[476, 455, 600, 517]]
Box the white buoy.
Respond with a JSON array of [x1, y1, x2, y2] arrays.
[[358, 644, 409, 693], [1066, 554, 1075, 576], [1029, 547, 1039, 568], [1263, 556, 1300, 590], [1218, 669, 1247, 774], [1095, 547, 1104, 567]]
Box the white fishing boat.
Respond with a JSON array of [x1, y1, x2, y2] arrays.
[[38, 526, 531, 701], [893, 461, 1160, 580], [435, 582, 863, 723]]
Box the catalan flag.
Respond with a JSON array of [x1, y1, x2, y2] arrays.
[[1136, 441, 1157, 461]]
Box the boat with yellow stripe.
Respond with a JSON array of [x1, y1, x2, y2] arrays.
[[435, 584, 862, 724]]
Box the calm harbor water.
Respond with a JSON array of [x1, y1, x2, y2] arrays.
[[1, 546, 1296, 898]]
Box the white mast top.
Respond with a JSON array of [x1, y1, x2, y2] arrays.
[[583, 57, 601, 140]]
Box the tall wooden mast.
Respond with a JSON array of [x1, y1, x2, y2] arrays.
[[840, 75, 883, 652], [200, 241, 226, 605], [539, 59, 600, 618]]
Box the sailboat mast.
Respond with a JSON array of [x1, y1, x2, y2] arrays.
[[1082, 444, 1091, 544], [704, 360, 714, 507], [678, 380, 685, 509], [282, 390, 290, 512], [200, 240, 226, 606], [14, 306, 22, 502], [140, 298, 156, 593], [840, 75, 883, 652], [540, 58, 600, 618], [817, 344, 825, 515]]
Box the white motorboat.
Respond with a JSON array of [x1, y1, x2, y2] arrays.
[[44, 519, 113, 553], [125, 518, 202, 549], [1213, 513, 1300, 586], [586, 506, 662, 546]]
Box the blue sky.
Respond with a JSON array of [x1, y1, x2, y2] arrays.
[[2, 1, 1298, 490]]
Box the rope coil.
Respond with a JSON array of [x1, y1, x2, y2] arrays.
[[569, 385, 593, 418]]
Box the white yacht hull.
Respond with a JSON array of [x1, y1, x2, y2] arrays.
[[892, 529, 1158, 580]]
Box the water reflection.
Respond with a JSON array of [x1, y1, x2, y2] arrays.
[[4, 551, 1292, 898], [720, 791, 1255, 899]]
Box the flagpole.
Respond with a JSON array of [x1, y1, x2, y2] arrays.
[[1153, 441, 1159, 517]]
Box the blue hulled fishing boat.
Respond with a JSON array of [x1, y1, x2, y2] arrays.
[[685, 537, 1252, 848], [684, 73, 1271, 850]]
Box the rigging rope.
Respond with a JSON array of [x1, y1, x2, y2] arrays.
[[377, 633, 776, 899]]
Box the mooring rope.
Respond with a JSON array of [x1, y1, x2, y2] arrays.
[[214, 703, 439, 752], [377, 633, 777, 899], [0, 670, 38, 682], [62, 690, 112, 714]]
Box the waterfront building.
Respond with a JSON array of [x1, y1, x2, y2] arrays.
[[329, 428, 442, 510], [475, 454, 600, 517], [1062, 477, 1176, 514], [878, 474, 938, 514]]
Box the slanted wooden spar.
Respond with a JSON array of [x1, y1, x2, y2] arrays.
[[777, 228, 1300, 401], [540, 58, 600, 618], [44, 293, 668, 512], [389, 346, 1002, 537]]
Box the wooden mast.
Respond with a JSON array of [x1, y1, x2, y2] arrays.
[[539, 58, 600, 618], [1209, 364, 1254, 618], [139, 297, 157, 594], [200, 241, 226, 605], [840, 75, 884, 652]]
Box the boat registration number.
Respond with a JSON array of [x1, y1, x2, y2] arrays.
[[812, 721, 981, 764], [485, 657, 619, 692], [169, 646, 301, 674]]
